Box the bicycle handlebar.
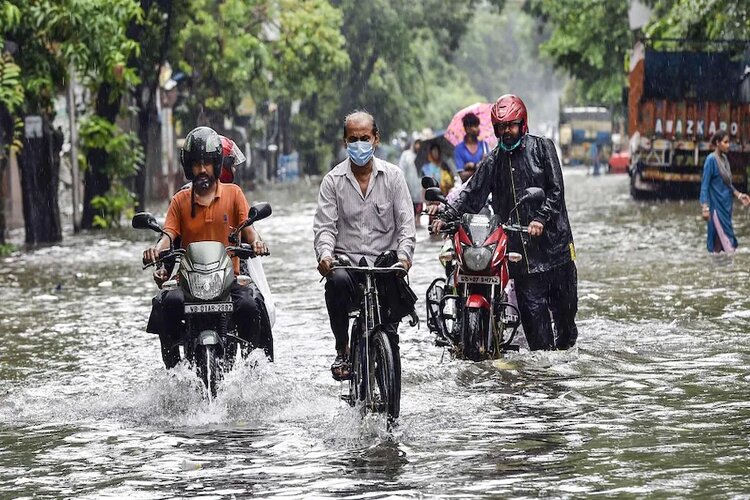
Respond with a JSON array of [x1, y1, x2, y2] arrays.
[[327, 263, 407, 278]]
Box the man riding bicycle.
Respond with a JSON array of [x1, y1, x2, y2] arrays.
[[313, 110, 416, 380]]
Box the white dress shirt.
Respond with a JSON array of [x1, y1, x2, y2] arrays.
[[314, 157, 416, 265]]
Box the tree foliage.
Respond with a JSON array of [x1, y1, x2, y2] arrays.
[[174, 0, 269, 127], [526, 0, 631, 106], [526, 0, 750, 107], [646, 0, 750, 42]]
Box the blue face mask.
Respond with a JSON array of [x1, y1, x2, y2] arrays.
[[347, 140, 374, 166]]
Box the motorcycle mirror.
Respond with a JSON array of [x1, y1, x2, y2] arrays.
[[132, 212, 161, 232], [421, 176, 439, 189], [424, 187, 446, 204], [247, 202, 272, 224]]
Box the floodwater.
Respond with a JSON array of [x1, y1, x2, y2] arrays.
[[2, 170, 750, 498]]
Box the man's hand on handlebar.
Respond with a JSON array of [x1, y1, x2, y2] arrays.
[[424, 203, 442, 216], [430, 217, 447, 235], [143, 247, 161, 266], [398, 258, 411, 271], [528, 220, 544, 237], [317, 256, 333, 277], [251, 239, 268, 256]]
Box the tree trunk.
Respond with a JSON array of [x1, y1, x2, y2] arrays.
[[0, 106, 12, 244], [17, 114, 63, 245], [81, 83, 119, 230], [279, 101, 292, 155]]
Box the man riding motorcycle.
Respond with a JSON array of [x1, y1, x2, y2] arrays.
[[429, 94, 578, 351], [143, 126, 273, 367]]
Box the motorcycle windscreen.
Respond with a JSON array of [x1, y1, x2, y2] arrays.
[[185, 241, 230, 271], [460, 213, 501, 246]]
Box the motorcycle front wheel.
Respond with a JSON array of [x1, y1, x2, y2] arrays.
[[196, 345, 222, 401], [462, 307, 489, 362]]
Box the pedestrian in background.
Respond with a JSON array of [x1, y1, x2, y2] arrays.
[[398, 139, 424, 226], [590, 142, 601, 176], [453, 112, 489, 173], [700, 130, 750, 254]]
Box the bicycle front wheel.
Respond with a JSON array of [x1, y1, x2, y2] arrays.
[[369, 328, 401, 422]]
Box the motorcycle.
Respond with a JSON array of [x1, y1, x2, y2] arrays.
[[424, 186, 545, 361], [132, 202, 273, 399]]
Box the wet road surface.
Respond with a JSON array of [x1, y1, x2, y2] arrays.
[[2, 170, 750, 498]]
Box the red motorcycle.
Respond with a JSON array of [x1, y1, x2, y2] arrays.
[[425, 186, 545, 361]]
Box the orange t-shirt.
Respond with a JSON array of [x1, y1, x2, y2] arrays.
[[164, 182, 250, 274]]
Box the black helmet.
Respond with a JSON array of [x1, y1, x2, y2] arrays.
[[179, 126, 223, 180]]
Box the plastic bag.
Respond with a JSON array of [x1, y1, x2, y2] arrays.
[[245, 257, 276, 327]]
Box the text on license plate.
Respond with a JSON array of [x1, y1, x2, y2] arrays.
[[184, 302, 233, 314], [457, 275, 500, 285]]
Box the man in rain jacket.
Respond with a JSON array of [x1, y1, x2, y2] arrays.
[[430, 94, 578, 351]]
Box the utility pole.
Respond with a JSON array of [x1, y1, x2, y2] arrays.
[[66, 64, 81, 233]]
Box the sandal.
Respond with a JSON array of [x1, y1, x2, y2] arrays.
[[330, 354, 352, 381]]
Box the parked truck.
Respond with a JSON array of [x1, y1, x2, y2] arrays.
[[628, 42, 750, 199], [559, 106, 612, 166]]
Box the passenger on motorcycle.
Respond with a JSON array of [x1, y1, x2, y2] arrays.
[[429, 94, 578, 351], [143, 126, 272, 368], [313, 111, 416, 380]]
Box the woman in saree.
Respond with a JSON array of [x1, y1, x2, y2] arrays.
[[699, 130, 750, 254]]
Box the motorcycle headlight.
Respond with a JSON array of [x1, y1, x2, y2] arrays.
[[188, 271, 224, 300], [463, 246, 494, 272]]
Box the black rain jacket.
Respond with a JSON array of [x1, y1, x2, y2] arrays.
[[452, 134, 575, 275]]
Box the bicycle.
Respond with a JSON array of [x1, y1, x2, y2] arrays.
[[327, 258, 408, 425]]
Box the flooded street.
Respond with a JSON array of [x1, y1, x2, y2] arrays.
[[2, 169, 750, 498]]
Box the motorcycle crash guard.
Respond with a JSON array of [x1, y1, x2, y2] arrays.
[[465, 294, 491, 310], [199, 329, 220, 346]]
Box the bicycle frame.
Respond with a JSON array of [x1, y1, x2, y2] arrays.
[[331, 264, 405, 419]]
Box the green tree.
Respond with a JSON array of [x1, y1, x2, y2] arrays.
[[127, 0, 188, 209], [425, 5, 563, 132], [272, 0, 348, 173], [0, 1, 23, 244], [526, 0, 632, 106], [646, 0, 750, 42], [173, 0, 270, 131], [292, 0, 493, 173], [2, 0, 142, 239], [167, 0, 349, 177]]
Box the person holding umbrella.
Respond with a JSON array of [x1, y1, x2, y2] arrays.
[[453, 112, 490, 174]]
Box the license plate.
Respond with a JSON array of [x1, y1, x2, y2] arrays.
[[184, 302, 233, 314], [457, 274, 500, 285]]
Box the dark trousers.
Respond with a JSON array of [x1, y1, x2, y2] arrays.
[[513, 260, 578, 351], [325, 268, 400, 354], [160, 282, 263, 368]]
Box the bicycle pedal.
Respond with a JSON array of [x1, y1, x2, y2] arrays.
[[504, 344, 520, 352], [435, 337, 451, 347], [340, 394, 353, 405]]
